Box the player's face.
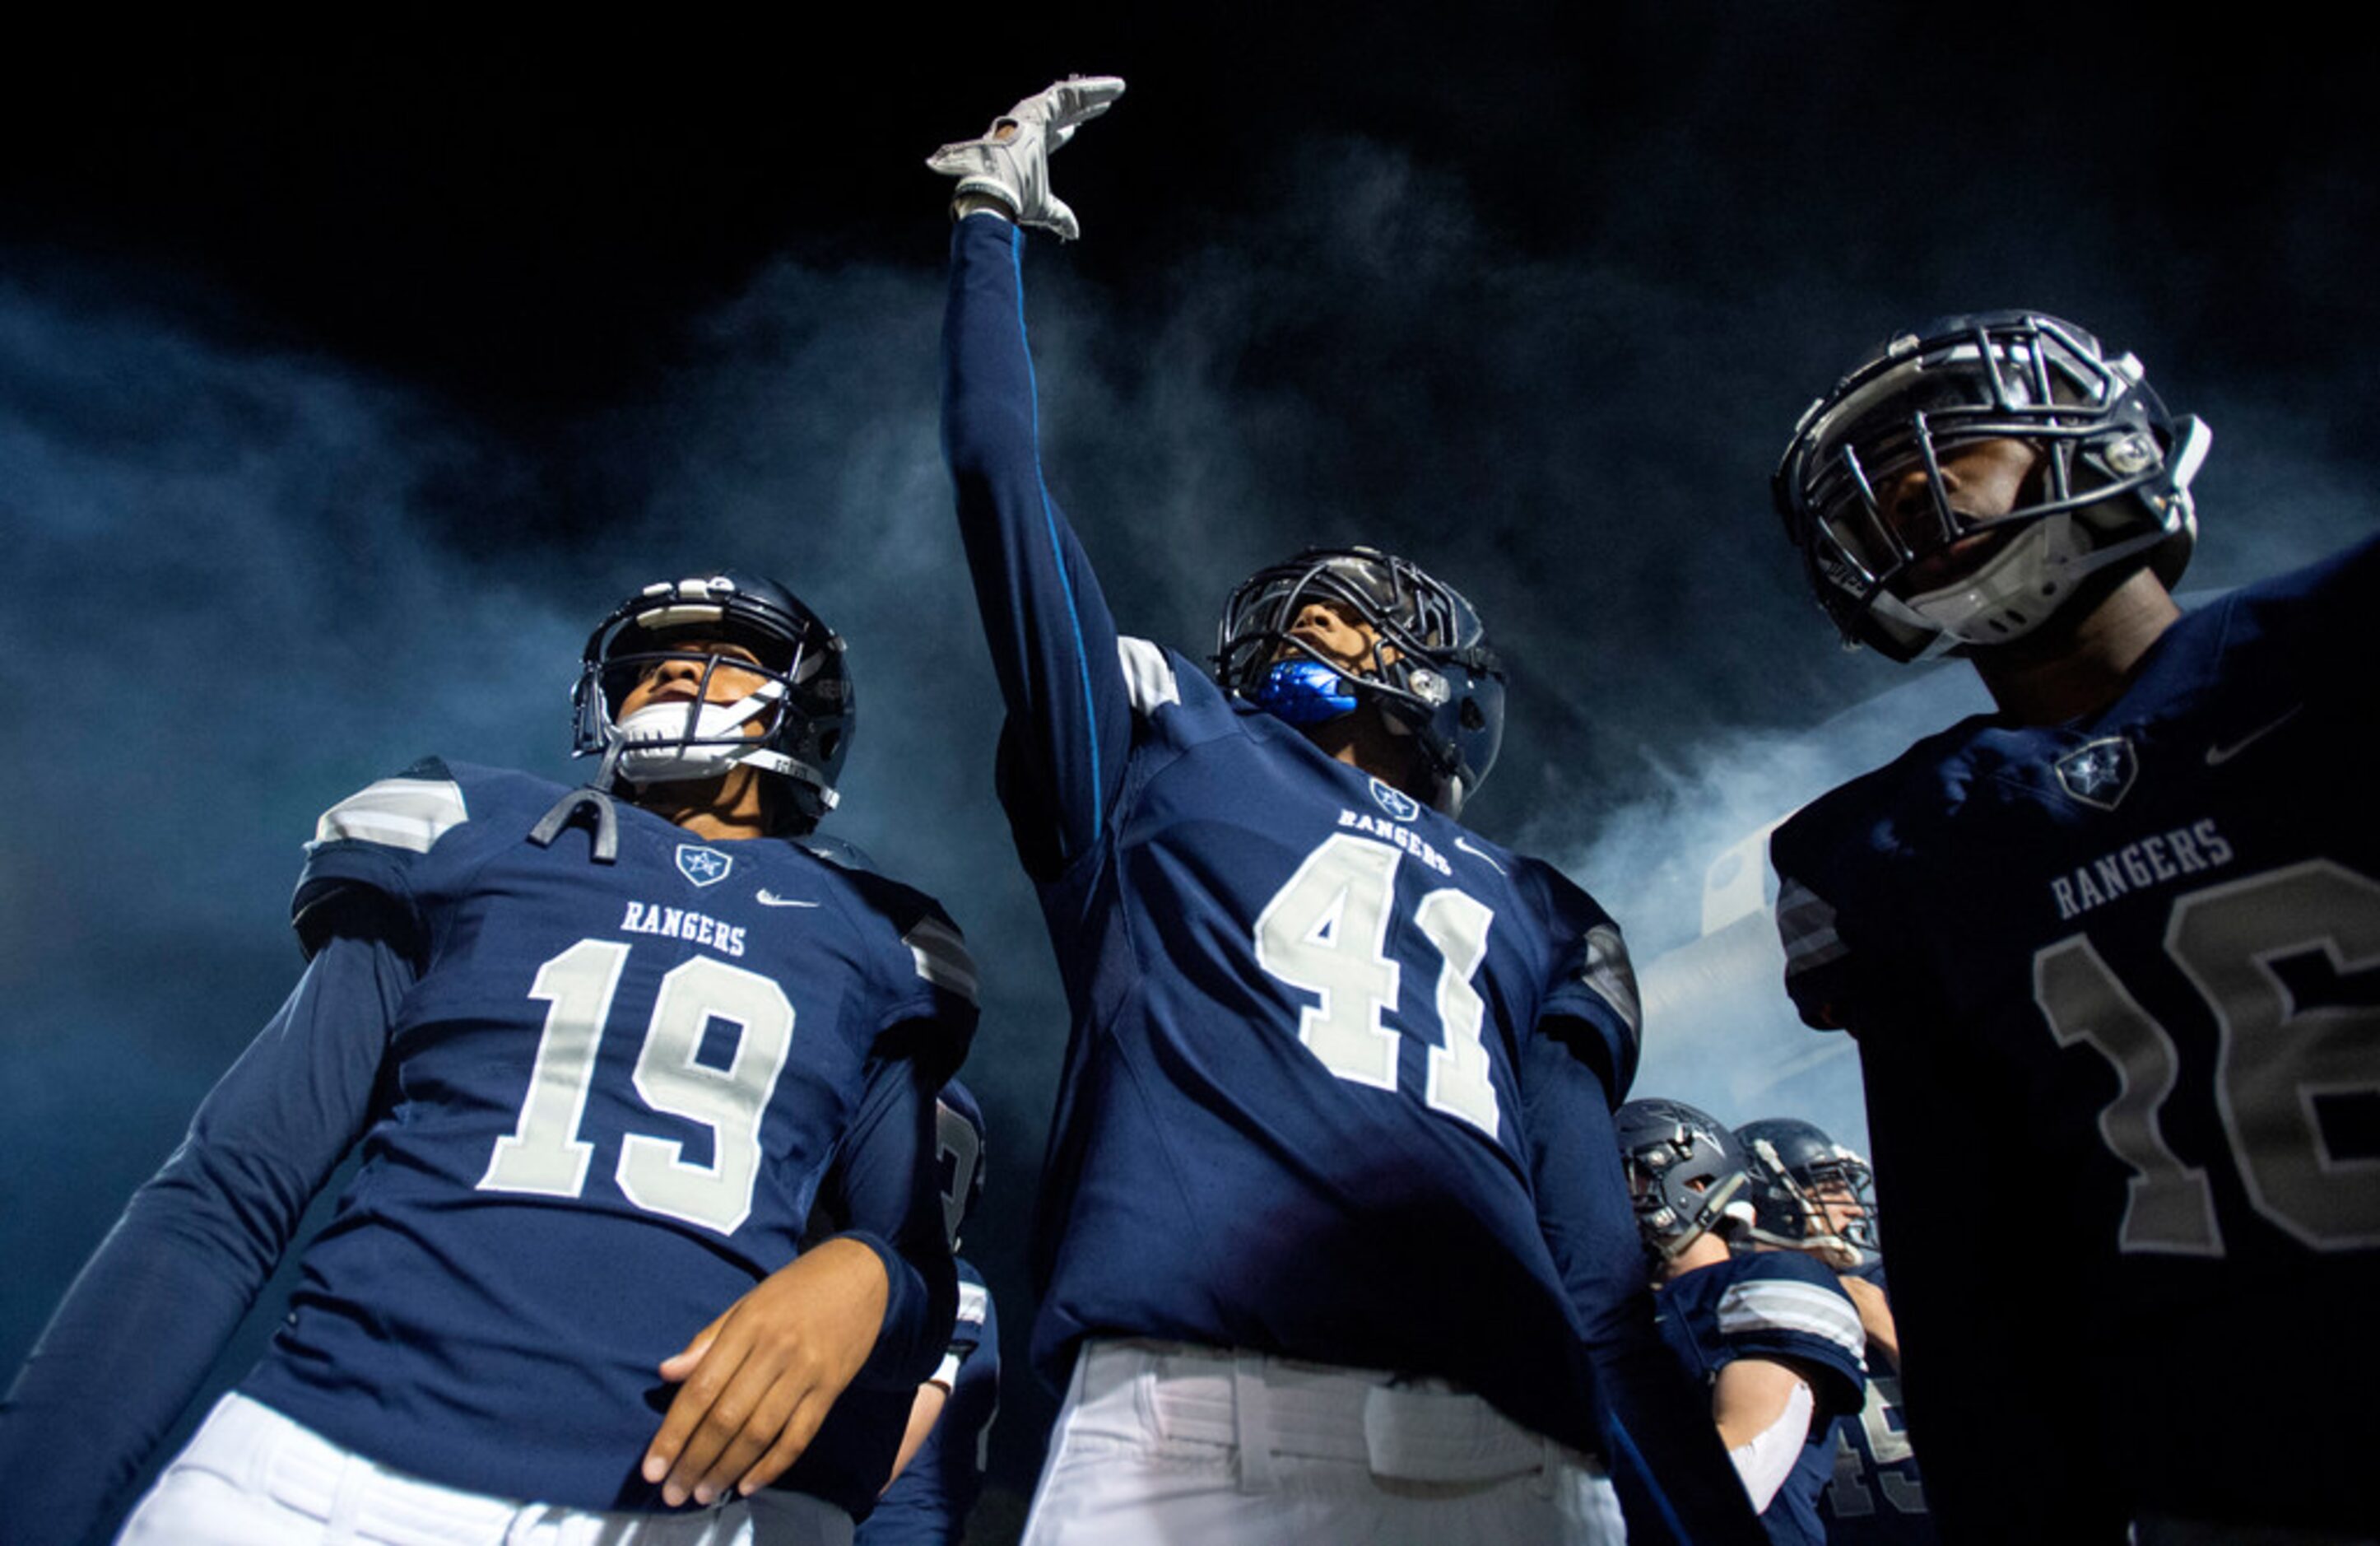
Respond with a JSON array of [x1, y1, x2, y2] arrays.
[[1876, 436, 2047, 593], [616, 638, 773, 731], [1808, 1179, 1867, 1238], [1277, 597, 1397, 674]]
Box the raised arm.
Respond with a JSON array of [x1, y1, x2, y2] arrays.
[[934, 79, 1135, 873], [0, 933, 407, 1546]]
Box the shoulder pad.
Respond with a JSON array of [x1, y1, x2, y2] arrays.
[[311, 759, 468, 854]]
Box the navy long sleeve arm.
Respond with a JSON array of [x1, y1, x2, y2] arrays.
[[0, 932, 408, 1546], [820, 1046, 959, 1395], [941, 213, 1133, 873]]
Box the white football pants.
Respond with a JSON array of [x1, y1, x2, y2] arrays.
[[117, 1392, 851, 1546], [1020, 1339, 1625, 1544]]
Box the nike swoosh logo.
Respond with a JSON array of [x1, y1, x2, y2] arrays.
[[755, 890, 821, 908], [1453, 836, 1507, 875], [2206, 705, 2303, 766]]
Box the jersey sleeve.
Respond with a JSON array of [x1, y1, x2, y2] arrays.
[[1519, 1027, 1767, 1545], [941, 212, 1135, 874], [291, 757, 469, 960], [1769, 788, 1908, 1036], [0, 931, 411, 1546], [1524, 860, 1645, 1105], [1713, 1255, 1866, 1420], [865, 887, 981, 1089]]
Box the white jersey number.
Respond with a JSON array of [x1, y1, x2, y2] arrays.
[[1255, 833, 1501, 1139], [2034, 860, 2380, 1255], [480, 938, 794, 1235]]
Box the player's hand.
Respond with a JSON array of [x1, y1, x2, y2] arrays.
[[640, 1236, 891, 1507], [925, 75, 1126, 240]]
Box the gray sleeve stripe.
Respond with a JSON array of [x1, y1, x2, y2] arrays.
[[1776, 878, 1849, 973], [1716, 1279, 1867, 1362], [904, 916, 980, 1004], [932, 1351, 964, 1387], [312, 776, 469, 854], [1117, 636, 1181, 715], [956, 1279, 991, 1325]]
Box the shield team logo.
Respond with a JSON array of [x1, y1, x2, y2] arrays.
[[676, 845, 733, 887], [1369, 776, 1422, 824], [2054, 737, 2137, 811]]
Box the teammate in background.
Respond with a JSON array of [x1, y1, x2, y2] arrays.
[[1739, 1118, 1934, 1545], [1770, 312, 2380, 1541], [0, 571, 974, 1545], [861, 1083, 1000, 1546], [931, 79, 1762, 1544], [1618, 1101, 1867, 1546]]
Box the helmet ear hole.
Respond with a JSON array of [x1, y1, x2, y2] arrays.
[[1460, 699, 1486, 732]]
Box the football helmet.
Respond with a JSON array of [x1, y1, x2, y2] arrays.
[[572, 569, 852, 832], [1214, 546, 1506, 815], [1738, 1116, 1879, 1268], [936, 1081, 988, 1252], [1774, 311, 2210, 661], [1615, 1098, 1757, 1268]]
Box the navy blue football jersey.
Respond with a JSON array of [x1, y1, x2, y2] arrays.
[[1771, 535, 2380, 1537], [0, 761, 974, 1536], [860, 1260, 998, 1546], [941, 215, 1765, 1546], [1655, 1252, 1866, 1546]]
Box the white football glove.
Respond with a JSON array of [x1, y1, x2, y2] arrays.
[[926, 76, 1125, 241]]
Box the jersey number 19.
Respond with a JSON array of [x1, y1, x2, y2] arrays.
[[479, 938, 795, 1236]]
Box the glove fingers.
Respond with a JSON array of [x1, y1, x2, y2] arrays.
[[1053, 76, 1127, 122]]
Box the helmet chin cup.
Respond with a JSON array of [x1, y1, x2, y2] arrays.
[[613, 689, 782, 784]]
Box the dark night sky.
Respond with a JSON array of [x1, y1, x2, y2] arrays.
[[6, 9, 2377, 1538]]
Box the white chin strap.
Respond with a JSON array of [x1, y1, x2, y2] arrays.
[[615, 685, 783, 784]]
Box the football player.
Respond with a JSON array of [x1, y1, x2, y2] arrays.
[[1739, 1117, 1934, 1545], [0, 571, 976, 1544], [859, 1082, 1000, 1546], [1619, 1101, 1868, 1546], [1770, 313, 2380, 1541], [929, 79, 1762, 1545]]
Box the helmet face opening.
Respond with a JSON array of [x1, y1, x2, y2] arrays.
[[1214, 546, 1506, 816], [1775, 311, 2206, 659], [572, 570, 853, 833]]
